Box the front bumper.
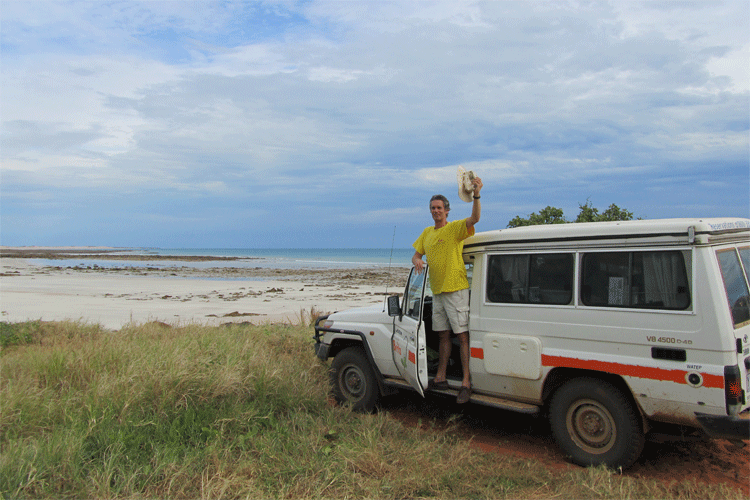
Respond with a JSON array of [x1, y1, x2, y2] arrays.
[[314, 341, 330, 361], [313, 315, 330, 361], [695, 412, 750, 440]]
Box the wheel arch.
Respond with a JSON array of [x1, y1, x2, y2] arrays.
[[327, 335, 397, 397], [328, 337, 368, 360], [541, 367, 647, 431]]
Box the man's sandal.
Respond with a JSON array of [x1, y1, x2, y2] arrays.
[[456, 386, 471, 404], [427, 379, 449, 391]]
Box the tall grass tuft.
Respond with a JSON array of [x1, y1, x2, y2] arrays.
[[296, 306, 329, 327], [1, 320, 745, 499]]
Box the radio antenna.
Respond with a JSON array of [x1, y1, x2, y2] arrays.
[[383, 225, 397, 311]]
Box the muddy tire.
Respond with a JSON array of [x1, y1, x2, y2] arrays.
[[549, 377, 644, 469], [331, 347, 379, 412]]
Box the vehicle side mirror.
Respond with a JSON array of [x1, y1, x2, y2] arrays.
[[387, 295, 401, 317]]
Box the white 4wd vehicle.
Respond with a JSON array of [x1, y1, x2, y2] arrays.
[[314, 218, 750, 469]]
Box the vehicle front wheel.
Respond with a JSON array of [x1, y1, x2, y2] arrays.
[[549, 377, 644, 469], [330, 347, 380, 412]]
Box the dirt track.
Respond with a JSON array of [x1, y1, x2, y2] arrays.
[[382, 391, 750, 495]]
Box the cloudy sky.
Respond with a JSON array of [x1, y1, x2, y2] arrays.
[[2, 0, 748, 249]]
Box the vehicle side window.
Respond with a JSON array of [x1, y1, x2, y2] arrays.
[[740, 247, 750, 275], [717, 247, 750, 328], [581, 251, 690, 310], [487, 253, 573, 305]]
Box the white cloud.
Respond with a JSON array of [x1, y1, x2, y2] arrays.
[[705, 45, 750, 94], [1, 0, 747, 246], [307, 66, 369, 82], [344, 206, 423, 222], [610, 0, 749, 94]]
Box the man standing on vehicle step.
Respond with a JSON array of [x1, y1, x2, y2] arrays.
[[412, 174, 483, 404]]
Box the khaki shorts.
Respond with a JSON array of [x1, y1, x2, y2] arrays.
[[432, 288, 470, 333]]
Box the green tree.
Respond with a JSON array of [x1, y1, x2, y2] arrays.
[[599, 203, 634, 222], [508, 202, 636, 228], [507, 206, 567, 227], [574, 200, 599, 223], [574, 201, 634, 223]]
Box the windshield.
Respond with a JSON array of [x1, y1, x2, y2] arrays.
[[717, 246, 750, 328]]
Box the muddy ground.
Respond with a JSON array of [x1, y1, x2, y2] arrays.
[[382, 391, 749, 495]]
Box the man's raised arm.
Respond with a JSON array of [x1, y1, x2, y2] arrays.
[[465, 177, 483, 230]]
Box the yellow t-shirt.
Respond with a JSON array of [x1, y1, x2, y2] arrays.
[[413, 219, 474, 295]]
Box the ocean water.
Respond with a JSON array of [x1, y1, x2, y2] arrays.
[[30, 248, 415, 270]]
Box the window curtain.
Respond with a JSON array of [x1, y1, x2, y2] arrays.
[[642, 252, 685, 308]]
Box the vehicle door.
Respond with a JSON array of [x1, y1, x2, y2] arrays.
[[392, 266, 429, 396], [716, 245, 750, 405]]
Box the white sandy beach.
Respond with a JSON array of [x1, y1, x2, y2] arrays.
[[0, 254, 409, 329]]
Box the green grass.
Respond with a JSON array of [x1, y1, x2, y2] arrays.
[[0, 320, 745, 499], [0, 321, 39, 348]]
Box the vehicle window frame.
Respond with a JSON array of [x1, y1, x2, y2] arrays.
[[716, 246, 750, 329], [485, 252, 575, 306], [403, 268, 427, 320], [580, 249, 692, 311]]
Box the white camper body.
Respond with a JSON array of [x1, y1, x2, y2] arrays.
[[314, 218, 750, 468]]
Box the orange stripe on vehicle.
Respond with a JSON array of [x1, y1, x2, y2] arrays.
[[471, 347, 484, 359], [408, 350, 416, 364], [542, 354, 724, 389]]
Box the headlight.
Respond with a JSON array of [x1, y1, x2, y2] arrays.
[[323, 319, 334, 329]]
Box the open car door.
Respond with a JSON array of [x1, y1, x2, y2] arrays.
[[392, 266, 429, 397]]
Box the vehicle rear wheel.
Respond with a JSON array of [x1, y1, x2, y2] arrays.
[[549, 377, 644, 469], [330, 347, 380, 412]]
